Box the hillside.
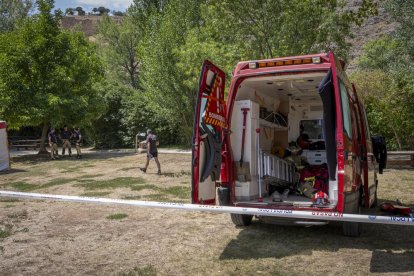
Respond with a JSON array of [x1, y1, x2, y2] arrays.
[[61, 4, 397, 69]]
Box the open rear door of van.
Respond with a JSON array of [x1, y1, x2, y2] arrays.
[[192, 60, 227, 204]]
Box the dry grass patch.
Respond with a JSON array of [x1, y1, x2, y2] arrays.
[[80, 191, 112, 197], [4, 153, 412, 275]]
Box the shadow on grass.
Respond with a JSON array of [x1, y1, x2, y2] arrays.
[[219, 220, 414, 273], [10, 151, 136, 165], [0, 168, 27, 175]]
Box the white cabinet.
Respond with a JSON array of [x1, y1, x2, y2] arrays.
[[230, 100, 260, 199], [302, 150, 327, 165]]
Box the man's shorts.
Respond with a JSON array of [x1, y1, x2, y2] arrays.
[[148, 151, 158, 159]]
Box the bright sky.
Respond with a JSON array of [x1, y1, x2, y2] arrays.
[[54, 0, 133, 12]]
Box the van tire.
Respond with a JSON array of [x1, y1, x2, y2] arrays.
[[342, 196, 362, 237], [230, 214, 253, 226]]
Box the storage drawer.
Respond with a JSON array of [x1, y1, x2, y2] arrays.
[[307, 157, 326, 165], [306, 150, 326, 159]]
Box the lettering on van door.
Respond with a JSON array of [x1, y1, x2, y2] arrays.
[[203, 76, 228, 129]]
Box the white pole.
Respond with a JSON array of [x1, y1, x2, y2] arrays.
[[135, 133, 140, 153], [1, 190, 412, 226], [256, 128, 263, 201]]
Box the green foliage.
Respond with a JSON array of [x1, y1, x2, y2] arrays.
[[75, 6, 85, 16], [351, 69, 414, 150], [0, 0, 104, 130], [139, 0, 203, 145], [385, 0, 414, 56], [65, 8, 74, 16], [134, 0, 376, 145], [97, 15, 142, 88], [0, 229, 12, 239], [352, 1, 414, 150], [0, 0, 33, 32], [87, 81, 178, 148]]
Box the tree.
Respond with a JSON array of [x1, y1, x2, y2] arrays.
[[75, 6, 85, 16], [385, 0, 414, 56], [0, 0, 33, 32], [137, 0, 377, 145], [351, 0, 414, 150], [352, 0, 414, 150], [351, 69, 413, 150], [97, 6, 110, 15], [0, 0, 104, 153], [65, 7, 74, 15], [113, 11, 124, 16], [97, 15, 142, 88]]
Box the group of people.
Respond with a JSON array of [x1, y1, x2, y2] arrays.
[[48, 125, 82, 160], [47, 127, 161, 174]]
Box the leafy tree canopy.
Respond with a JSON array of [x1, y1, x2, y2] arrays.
[[132, 0, 376, 145], [0, 0, 33, 32], [352, 0, 414, 150], [0, 0, 104, 150]]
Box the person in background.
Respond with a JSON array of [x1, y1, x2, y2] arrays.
[[48, 128, 59, 160], [61, 125, 73, 157], [296, 124, 311, 150], [73, 127, 82, 159], [140, 129, 161, 175]]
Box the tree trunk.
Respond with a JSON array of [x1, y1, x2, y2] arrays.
[[391, 124, 402, 150], [38, 123, 49, 154]]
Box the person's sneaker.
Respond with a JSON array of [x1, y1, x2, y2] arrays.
[[157, 170, 161, 175], [140, 168, 147, 173]]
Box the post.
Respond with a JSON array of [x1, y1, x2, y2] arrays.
[[256, 128, 263, 202], [135, 133, 140, 153]]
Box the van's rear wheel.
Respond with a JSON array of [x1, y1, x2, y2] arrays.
[[230, 214, 253, 226], [342, 196, 362, 237]]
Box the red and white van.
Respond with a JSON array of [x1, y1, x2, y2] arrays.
[[191, 52, 384, 236]]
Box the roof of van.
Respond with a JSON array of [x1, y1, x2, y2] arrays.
[[233, 52, 331, 77]]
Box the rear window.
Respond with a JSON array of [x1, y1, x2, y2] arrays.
[[339, 79, 352, 139], [300, 120, 324, 140]]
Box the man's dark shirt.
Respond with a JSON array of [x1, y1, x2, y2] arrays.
[[73, 131, 82, 142], [48, 132, 57, 144], [61, 130, 72, 140], [146, 134, 158, 154]]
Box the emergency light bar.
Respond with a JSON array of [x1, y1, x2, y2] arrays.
[[1, 190, 413, 226], [248, 57, 322, 69]]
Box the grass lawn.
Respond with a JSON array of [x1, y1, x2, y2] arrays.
[[0, 151, 413, 275]]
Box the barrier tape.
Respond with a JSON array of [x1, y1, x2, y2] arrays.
[[0, 190, 413, 226]]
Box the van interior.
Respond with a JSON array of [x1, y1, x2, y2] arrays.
[[230, 72, 338, 208]]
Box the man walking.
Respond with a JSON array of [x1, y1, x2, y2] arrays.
[[140, 129, 161, 175], [73, 127, 82, 159], [48, 128, 59, 160], [61, 125, 73, 157]]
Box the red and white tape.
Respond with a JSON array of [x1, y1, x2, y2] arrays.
[[0, 190, 413, 226]]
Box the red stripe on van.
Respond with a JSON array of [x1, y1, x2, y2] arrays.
[[0, 122, 6, 129]]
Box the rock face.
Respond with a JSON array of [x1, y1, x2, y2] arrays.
[[61, 16, 102, 36], [346, 1, 398, 70]]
